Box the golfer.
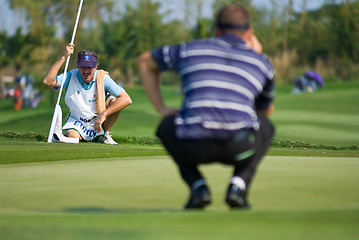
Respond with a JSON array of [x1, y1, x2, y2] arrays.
[[43, 43, 132, 145], [138, 4, 275, 209]]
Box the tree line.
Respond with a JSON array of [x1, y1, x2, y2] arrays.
[[1, 0, 358, 93]]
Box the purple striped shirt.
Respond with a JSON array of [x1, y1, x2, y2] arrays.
[[151, 34, 275, 139]]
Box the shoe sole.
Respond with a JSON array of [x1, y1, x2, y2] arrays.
[[225, 194, 251, 209], [185, 194, 211, 209]]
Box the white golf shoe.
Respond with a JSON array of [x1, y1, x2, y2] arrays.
[[100, 132, 118, 145]]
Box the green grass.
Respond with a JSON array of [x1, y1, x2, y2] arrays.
[[0, 137, 357, 165], [272, 81, 359, 146], [0, 155, 358, 240], [0, 137, 165, 164], [0, 81, 359, 239], [1, 81, 359, 146]]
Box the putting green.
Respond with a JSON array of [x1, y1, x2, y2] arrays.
[[0, 156, 358, 212], [0, 156, 358, 240]]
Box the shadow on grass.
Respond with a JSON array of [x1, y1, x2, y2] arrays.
[[61, 207, 183, 214]]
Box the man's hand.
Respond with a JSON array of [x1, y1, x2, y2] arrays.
[[94, 113, 106, 133], [265, 103, 274, 117], [63, 43, 75, 58], [246, 35, 263, 54]]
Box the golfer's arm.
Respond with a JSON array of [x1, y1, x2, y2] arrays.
[[137, 51, 165, 115], [102, 91, 132, 117], [43, 55, 67, 87]]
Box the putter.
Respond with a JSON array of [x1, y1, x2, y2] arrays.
[[47, 0, 84, 143]]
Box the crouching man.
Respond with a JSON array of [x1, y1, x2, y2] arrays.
[[43, 43, 132, 144]]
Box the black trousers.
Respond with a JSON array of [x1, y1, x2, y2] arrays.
[[156, 113, 275, 189]]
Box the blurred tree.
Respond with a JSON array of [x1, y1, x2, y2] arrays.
[[8, 0, 114, 71], [286, 0, 359, 76], [0, 33, 10, 69], [0, 32, 10, 99], [283, 0, 293, 52], [12, 31, 32, 74], [9, 0, 57, 66], [99, 0, 169, 85], [192, 17, 213, 39], [2, 0, 359, 85], [0, 29, 35, 99], [191, 0, 214, 39], [328, 0, 359, 61]]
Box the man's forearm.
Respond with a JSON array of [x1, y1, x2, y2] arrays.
[[43, 43, 74, 87], [141, 72, 165, 114], [43, 55, 67, 87], [138, 51, 166, 115], [102, 92, 132, 117]]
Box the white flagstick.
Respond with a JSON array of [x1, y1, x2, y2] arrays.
[[47, 0, 84, 142]]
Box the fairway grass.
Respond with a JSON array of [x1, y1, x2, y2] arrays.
[[0, 156, 358, 240]]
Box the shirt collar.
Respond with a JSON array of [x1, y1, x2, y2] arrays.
[[218, 33, 247, 48], [76, 69, 97, 89]]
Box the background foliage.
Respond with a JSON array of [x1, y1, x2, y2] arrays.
[[0, 0, 359, 148], [1, 0, 359, 92]]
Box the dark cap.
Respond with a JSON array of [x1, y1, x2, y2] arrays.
[[77, 54, 97, 68], [216, 22, 250, 30]]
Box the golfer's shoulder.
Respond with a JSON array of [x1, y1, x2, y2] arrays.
[[184, 37, 214, 47], [70, 68, 78, 74], [259, 53, 274, 72], [67, 69, 78, 78]]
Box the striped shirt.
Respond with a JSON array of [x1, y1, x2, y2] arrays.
[[151, 34, 275, 139]]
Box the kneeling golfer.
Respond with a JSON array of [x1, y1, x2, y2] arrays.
[[43, 43, 132, 144]]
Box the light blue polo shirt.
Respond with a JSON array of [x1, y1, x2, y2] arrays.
[[56, 69, 124, 97]]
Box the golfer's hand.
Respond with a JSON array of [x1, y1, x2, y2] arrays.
[[63, 43, 75, 58], [94, 113, 106, 133], [246, 35, 263, 54]]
